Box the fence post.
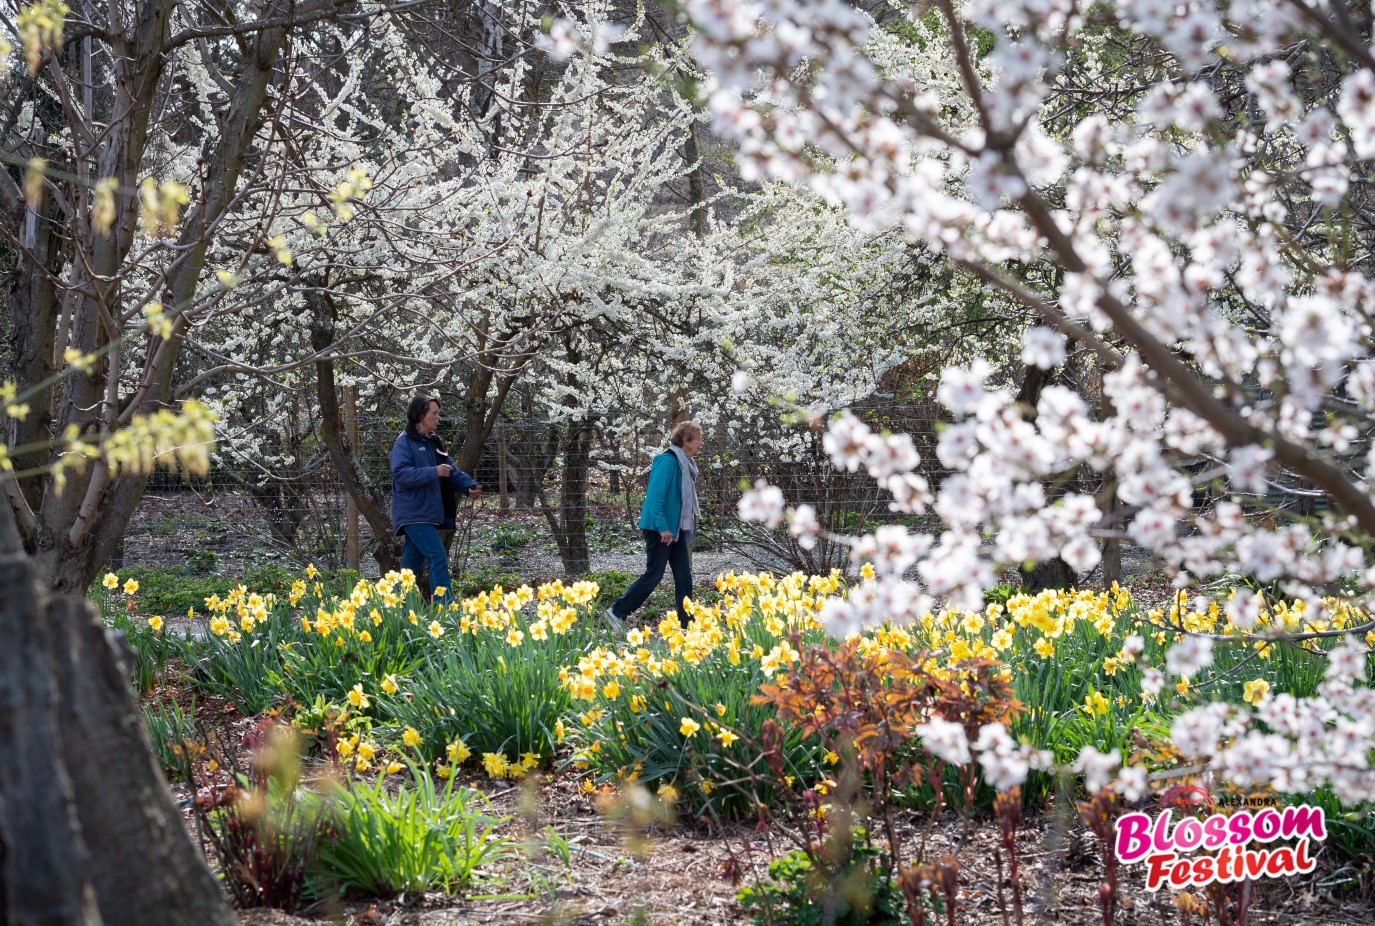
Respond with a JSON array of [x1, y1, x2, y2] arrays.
[[344, 385, 360, 572], [497, 428, 509, 511]]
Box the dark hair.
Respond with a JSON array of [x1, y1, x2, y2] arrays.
[[670, 420, 702, 447], [406, 394, 440, 427]]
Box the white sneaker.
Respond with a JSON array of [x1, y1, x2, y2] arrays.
[[604, 607, 626, 637]]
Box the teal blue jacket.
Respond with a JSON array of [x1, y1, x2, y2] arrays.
[[639, 451, 682, 539]]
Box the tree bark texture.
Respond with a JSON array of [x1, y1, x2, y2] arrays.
[[308, 294, 402, 574], [1, 492, 232, 925], [50, 597, 235, 926], [538, 418, 594, 576], [0, 555, 103, 926], [21, 0, 300, 597]]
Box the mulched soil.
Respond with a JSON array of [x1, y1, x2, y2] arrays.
[[195, 732, 1373, 926]]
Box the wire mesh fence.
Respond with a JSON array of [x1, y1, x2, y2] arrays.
[[123, 375, 1168, 587], [125, 378, 958, 580]]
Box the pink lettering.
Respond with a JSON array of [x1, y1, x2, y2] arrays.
[[1202, 813, 1228, 850], [1175, 817, 1202, 852], [1280, 805, 1326, 842], [1254, 808, 1280, 842], [1116, 812, 1153, 863], [1153, 809, 1174, 852]]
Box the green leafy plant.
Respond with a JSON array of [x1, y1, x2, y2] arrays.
[[485, 522, 532, 555], [737, 830, 911, 926], [313, 764, 514, 898], [381, 619, 589, 769], [191, 722, 339, 913], [276, 609, 429, 707], [180, 628, 288, 715], [140, 698, 199, 779]]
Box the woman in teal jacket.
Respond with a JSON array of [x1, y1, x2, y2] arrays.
[[605, 421, 703, 632]]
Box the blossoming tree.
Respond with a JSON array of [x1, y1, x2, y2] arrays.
[[665, 0, 1375, 804]]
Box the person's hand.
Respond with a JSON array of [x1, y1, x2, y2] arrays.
[[659, 530, 674, 544], [467, 485, 482, 498], [436, 463, 452, 478]]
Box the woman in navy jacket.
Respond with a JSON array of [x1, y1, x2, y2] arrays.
[[390, 394, 481, 605]]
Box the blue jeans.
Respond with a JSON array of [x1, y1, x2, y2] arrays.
[[400, 523, 452, 607], [611, 529, 693, 627]]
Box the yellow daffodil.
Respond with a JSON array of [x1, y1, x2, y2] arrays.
[[1243, 678, 1270, 706], [403, 727, 423, 748], [1081, 690, 1110, 717]]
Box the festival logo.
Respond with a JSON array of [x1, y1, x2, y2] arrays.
[[1114, 784, 1326, 892]]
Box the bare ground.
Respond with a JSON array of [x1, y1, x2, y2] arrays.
[[215, 756, 1374, 926]]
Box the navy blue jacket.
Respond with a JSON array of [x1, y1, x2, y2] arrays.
[[389, 428, 478, 534]]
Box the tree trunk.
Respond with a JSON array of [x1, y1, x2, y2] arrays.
[[537, 418, 593, 576], [0, 553, 103, 926], [1, 504, 233, 925], [27, 0, 301, 597], [245, 478, 307, 550], [1100, 475, 1122, 586], [308, 295, 401, 574], [456, 369, 519, 477], [50, 598, 235, 926], [6, 176, 65, 513], [1019, 558, 1077, 594]]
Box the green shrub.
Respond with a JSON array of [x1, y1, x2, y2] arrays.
[[737, 832, 912, 926], [180, 628, 288, 715], [981, 583, 1018, 606], [582, 569, 634, 611], [450, 566, 523, 600], [484, 523, 532, 555], [276, 607, 430, 707], [313, 765, 514, 898], [90, 564, 358, 616]]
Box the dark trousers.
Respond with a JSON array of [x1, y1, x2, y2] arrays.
[[611, 529, 693, 626], [400, 523, 452, 607]]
